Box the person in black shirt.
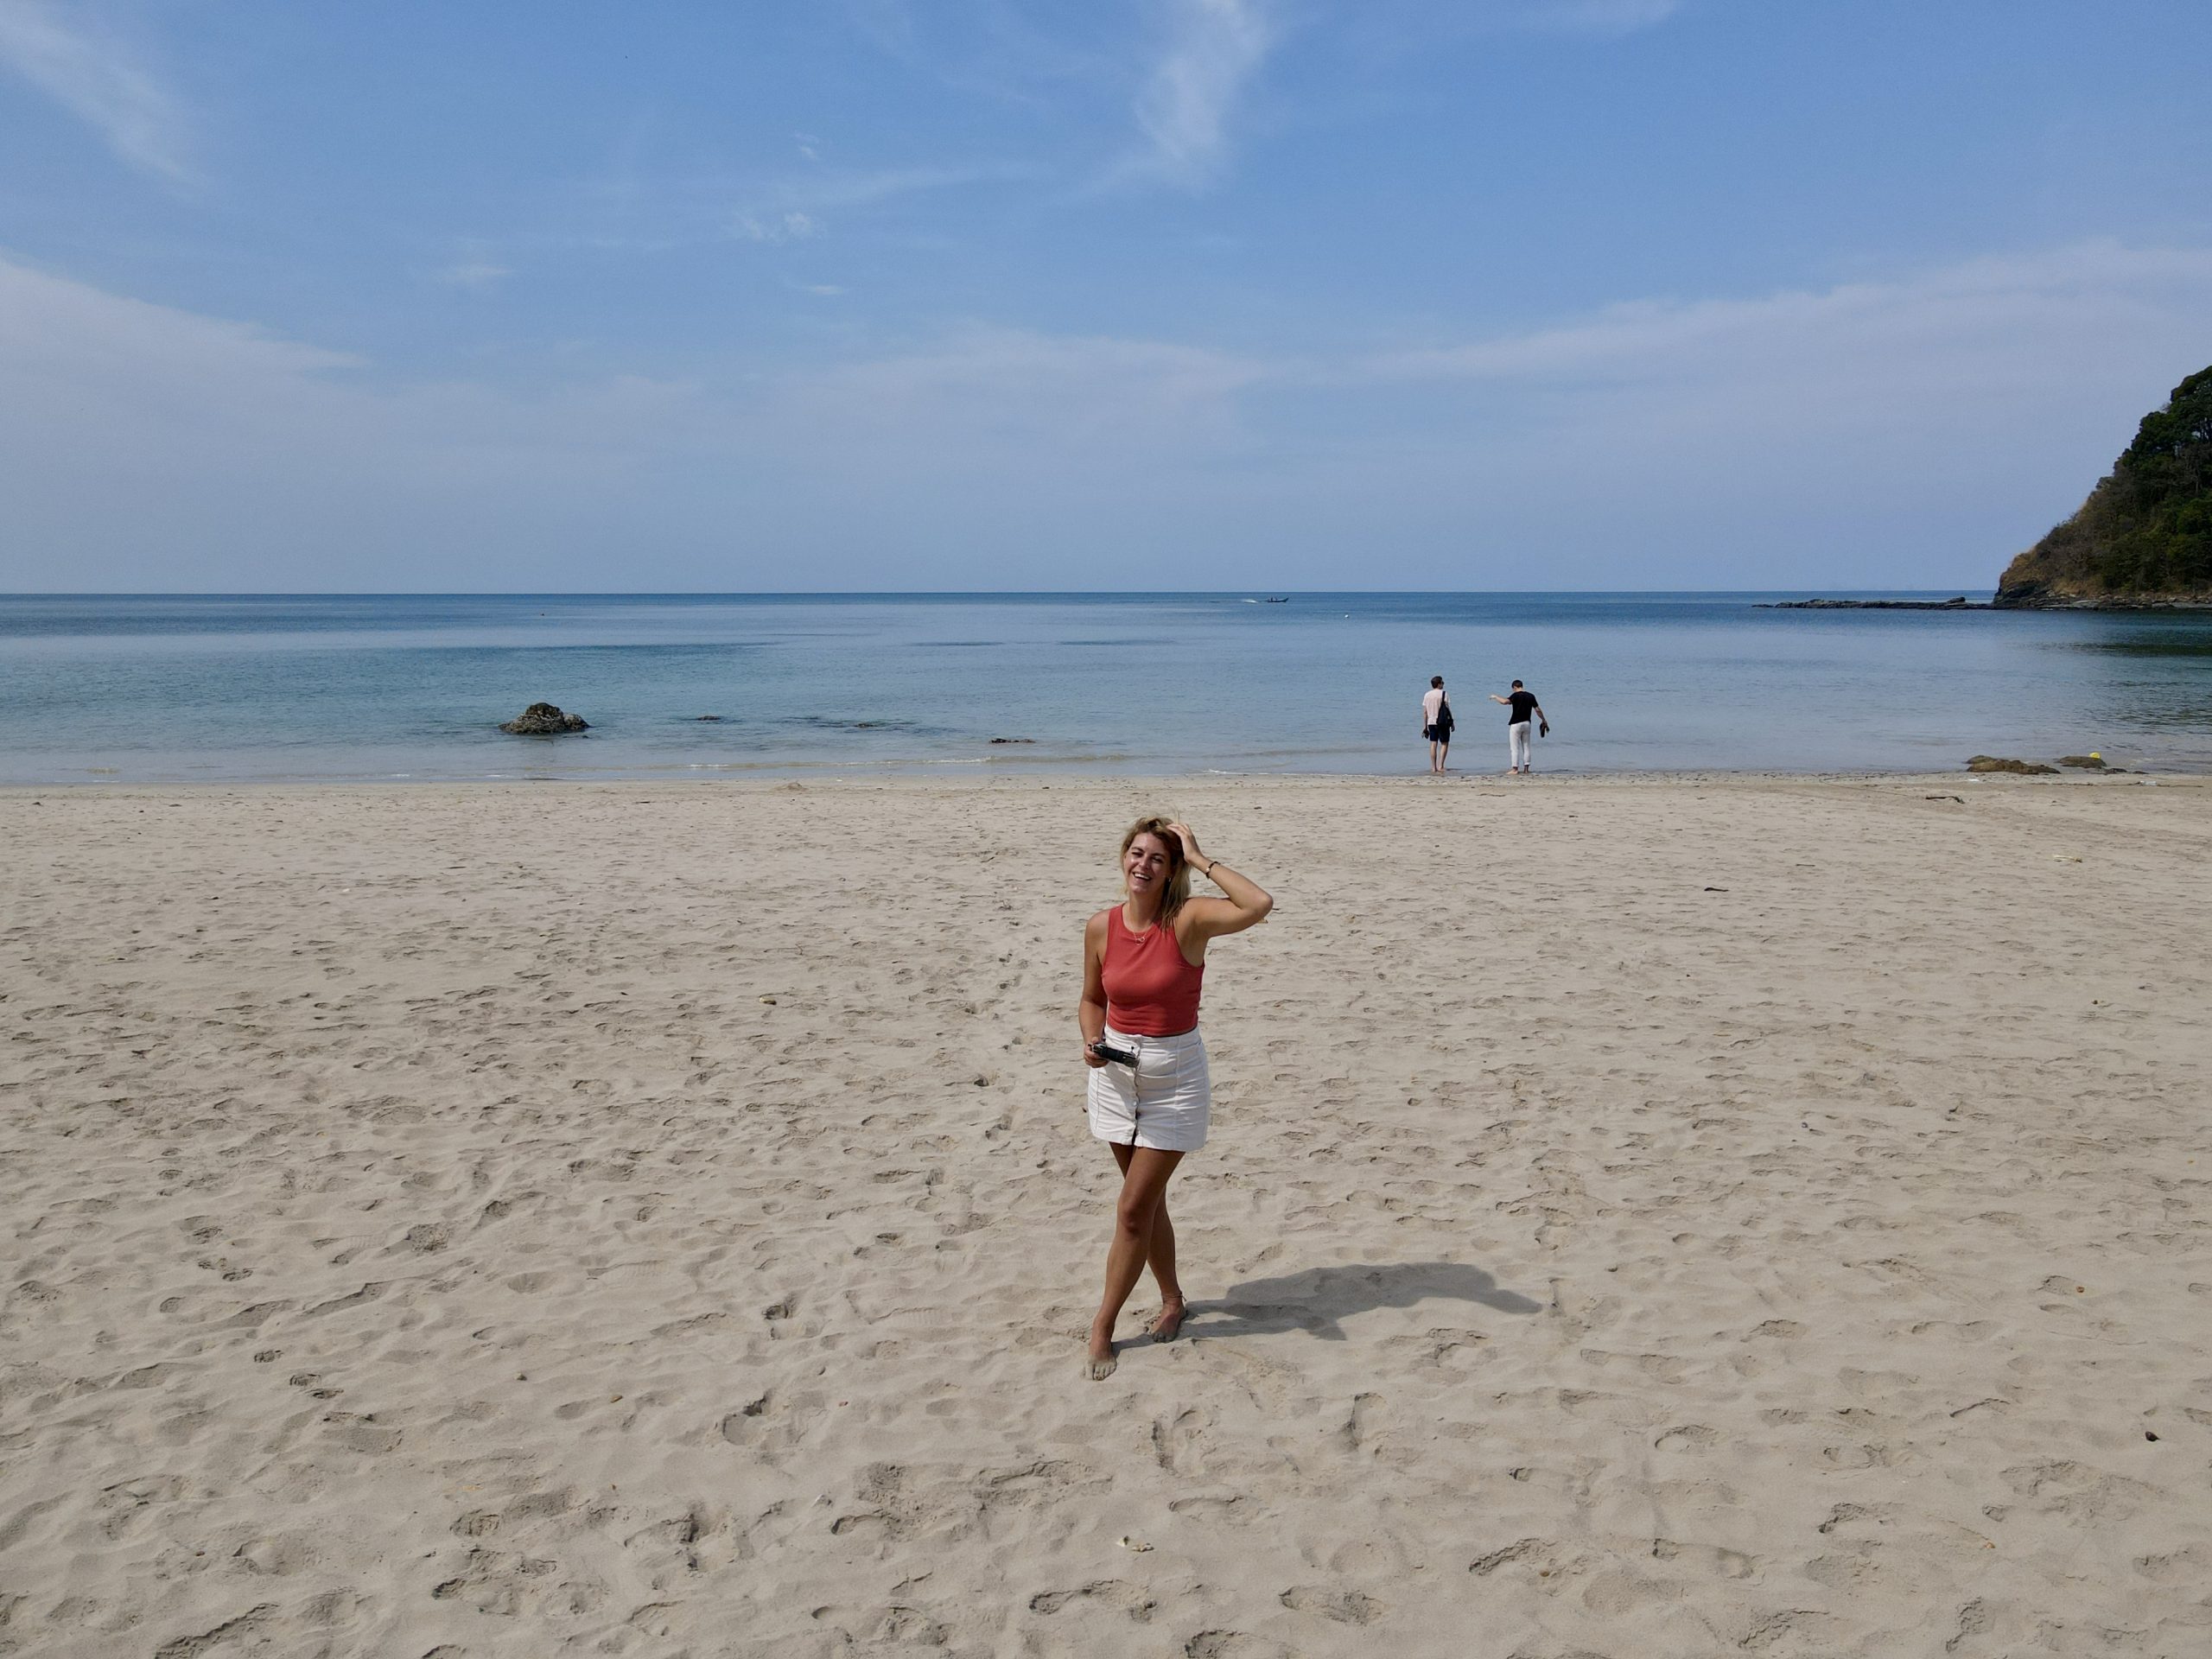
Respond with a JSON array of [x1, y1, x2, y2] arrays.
[[1489, 680, 1547, 774]]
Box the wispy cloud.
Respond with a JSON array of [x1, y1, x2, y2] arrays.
[[1118, 0, 1278, 189], [1331, 241, 2212, 576], [0, 0, 191, 182], [734, 211, 821, 245], [561, 160, 1035, 255], [831, 0, 1120, 116], [7, 243, 2209, 589], [793, 323, 1267, 431], [431, 261, 512, 293], [789, 162, 1037, 211], [1363, 243, 2212, 391], [720, 162, 1045, 245]]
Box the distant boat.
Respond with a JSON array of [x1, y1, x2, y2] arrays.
[[1265, 596, 1288, 603]]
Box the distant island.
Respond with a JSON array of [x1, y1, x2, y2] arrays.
[[1762, 595, 1985, 610], [1995, 365, 2212, 608], [1760, 597, 1991, 610]]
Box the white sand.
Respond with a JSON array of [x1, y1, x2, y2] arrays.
[[3, 775, 2209, 1657]]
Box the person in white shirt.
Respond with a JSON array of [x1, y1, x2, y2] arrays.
[[1421, 676, 1454, 774]]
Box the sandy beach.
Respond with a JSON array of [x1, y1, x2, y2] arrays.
[[3, 773, 2209, 1658]]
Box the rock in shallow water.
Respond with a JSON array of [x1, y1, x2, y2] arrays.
[[1966, 754, 2056, 775], [500, 702, 589, 735]]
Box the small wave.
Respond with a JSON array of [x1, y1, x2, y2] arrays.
[[785, 715, 948, 735], [982, 752, 1150, 769]]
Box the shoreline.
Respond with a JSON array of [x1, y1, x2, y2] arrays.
[[6, 764, 2208, 794]]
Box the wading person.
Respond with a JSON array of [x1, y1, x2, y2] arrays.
[[1422, 676, 1455, 773], [1491, 679, 1548, 774], [1077, 817, 1273, 1379]]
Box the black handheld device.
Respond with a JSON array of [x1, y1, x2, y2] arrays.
[[1089, 1040, 1139, 1067]]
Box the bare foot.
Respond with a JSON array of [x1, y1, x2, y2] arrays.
[[1146, 1300, 1187, 1343], [1085, 1325, 1117, 1380]]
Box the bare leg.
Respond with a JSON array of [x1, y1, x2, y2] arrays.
[[1088, 1147, 1185, 1378], [1145, 1201, 1185, 1338], [1112, 1143, 1185, 1339]]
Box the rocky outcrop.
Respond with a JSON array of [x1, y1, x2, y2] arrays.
[[1763, 597, 1979, 610], [1997, 365, 2212, 607], [1966, 756, 2057, 775], [499, 702, 589, 734]]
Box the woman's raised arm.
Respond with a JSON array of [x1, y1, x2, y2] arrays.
[[1165, 821, 1272, 940]]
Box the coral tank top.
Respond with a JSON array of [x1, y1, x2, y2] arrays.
[[1102, 907, 1205, 1035]]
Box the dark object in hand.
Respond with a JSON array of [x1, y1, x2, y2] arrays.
[[1089, 1041, 1138, 1067]]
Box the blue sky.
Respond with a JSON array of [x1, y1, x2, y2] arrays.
[[2, 0, 2209, 591]]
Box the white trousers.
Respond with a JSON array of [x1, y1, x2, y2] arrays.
[[1509, 720, 1533, 771]]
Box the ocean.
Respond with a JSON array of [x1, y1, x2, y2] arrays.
[[3, 593, 2209, 784]]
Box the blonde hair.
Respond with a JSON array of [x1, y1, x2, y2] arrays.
[[1118, 817, 1192, 919]]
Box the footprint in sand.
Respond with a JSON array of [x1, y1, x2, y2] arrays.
[[1184, 1634, 1284, 1659], [1280, 1586, 1383, 1624], [1651, 1538, 1758, 1579], [1028, 1580, 1155, 1621], [1168, 1494, 1250, 1522], [1338, 1392, 1384, 1453], [1468, 1538, 1561, 1580], [1151, 1408, 1209, 1475]]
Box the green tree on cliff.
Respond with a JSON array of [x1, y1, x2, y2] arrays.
[[1999, 365, 2212, 601]]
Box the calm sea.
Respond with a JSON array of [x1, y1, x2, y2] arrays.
[[3, 593, 2209, 783]]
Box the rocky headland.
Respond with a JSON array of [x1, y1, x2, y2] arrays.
[[1996, 365, 2212, 608]]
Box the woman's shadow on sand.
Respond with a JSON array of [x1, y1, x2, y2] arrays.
[[1187, 1262, 1544, 1343]]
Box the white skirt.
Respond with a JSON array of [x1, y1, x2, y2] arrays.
[[1087, 1024, 1211, 1152]]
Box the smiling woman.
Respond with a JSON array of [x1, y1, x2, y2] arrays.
[[1074, 813, 1272, 1380]]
